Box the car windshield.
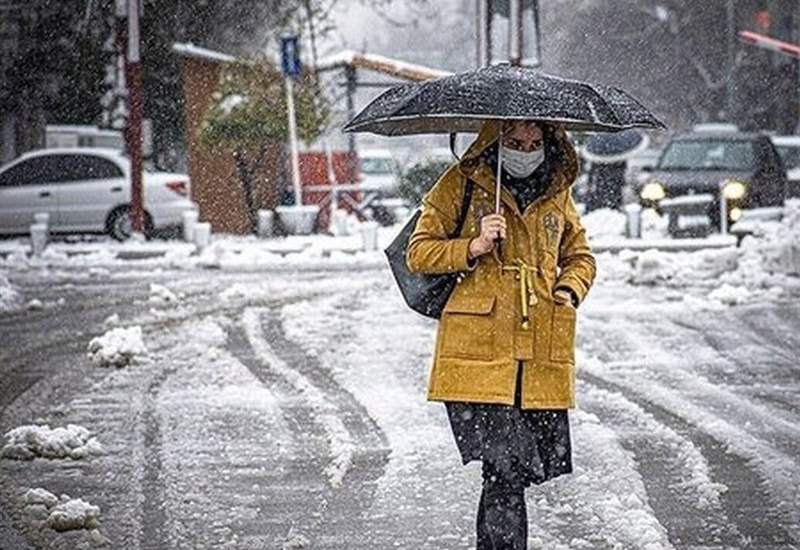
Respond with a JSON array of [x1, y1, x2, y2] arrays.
[[658, 140, 755, 171], [775, 145, 800, 169], [360, 157, 395, 175]]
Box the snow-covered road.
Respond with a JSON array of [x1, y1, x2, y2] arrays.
[[1, 257, 798, 549]]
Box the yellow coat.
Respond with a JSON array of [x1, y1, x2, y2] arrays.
[[405, 120, 596, 409]]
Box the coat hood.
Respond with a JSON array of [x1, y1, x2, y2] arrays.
[[457, 119, 580, 202]]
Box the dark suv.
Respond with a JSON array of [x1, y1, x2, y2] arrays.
[[637, 131, 787, 237]]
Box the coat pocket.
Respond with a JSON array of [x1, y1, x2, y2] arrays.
[[549, 302, 576, 363], [440, 294, 496, 361]]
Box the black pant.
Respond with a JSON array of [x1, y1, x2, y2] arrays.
[[476, 362, 528, 550], [477, 459, 528, 550]]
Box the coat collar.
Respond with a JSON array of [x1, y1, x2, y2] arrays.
[[456, 120, 579, 216]]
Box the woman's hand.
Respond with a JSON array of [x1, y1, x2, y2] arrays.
[[553, 288, 575, 308], [468, 210, 507, 259]]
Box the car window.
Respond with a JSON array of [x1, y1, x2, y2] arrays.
[[59, 155, 123, 181], [0, 160, 38, 187], [775, 145, 800, 170], [0, 156, 65, 187], [658, 140, 756, 171], [360, 157, 395, 175]]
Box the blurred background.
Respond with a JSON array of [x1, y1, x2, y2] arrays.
[[1, 0, 798, 238]]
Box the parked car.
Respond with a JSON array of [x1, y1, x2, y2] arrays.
[[354, 149, 403, 226], [0, 148, 194, 240], [770, 135, 800, 198], [357, 149, 401, 196], [636, 131, 787, 237]]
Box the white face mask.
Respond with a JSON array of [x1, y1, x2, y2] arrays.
[[501, 144, 545, 179]]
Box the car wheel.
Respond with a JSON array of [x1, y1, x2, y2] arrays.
[[106, 207, 153, 241]]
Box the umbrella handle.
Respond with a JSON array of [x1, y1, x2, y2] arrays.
[[493, 234, 503, 260]]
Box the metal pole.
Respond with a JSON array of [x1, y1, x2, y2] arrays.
[[325, 140, 338, 212], [476, 0, 487, 67], [285, 76, 303, 206], [726, 0, 735, 120], [345, 65, 358, 185], [127, 0, 144, 235], [509, 0, 522, 65], [720, 184, 728, 236]]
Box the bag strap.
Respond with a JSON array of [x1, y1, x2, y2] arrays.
[[448, 178, 475, 239]]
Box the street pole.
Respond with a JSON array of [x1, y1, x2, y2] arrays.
[[345, 65, 358, 186], [325, 140, 338, 213], [726, 0, 735, 121], [509, 0, 522, 66], [126, 0, 144, 236], [477, 0, 489, 67], [284, 76, 303, 206]]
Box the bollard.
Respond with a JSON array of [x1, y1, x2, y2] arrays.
[[257, 209, 274, 238], [331, 208, 350, 236], [30, 223, 48, 256], [193, 222, 211, 251], [33, 212, 50, 227], [624, 203, 642, 239], [182, 209, 199, 242], [360, 221, 379, 251]]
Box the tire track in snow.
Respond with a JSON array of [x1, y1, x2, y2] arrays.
[[577, 292, 800, 547], [578, 378, 740, 549], [235, 305, 390, 548], [578, 363, 796, 549], [242, 307, 357, 487]]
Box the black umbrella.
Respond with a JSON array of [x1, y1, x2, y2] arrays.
[[348, 64, 666, 319], [582, 129, 650, 164], [343, 64, 666, 136]]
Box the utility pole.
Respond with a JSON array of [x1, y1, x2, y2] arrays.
[[281, 35, 303, 206], [123, 0, 144, 236], [726, 0, 736, 121]]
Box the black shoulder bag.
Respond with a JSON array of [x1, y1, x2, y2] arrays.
[[383, 178, 475, 319]]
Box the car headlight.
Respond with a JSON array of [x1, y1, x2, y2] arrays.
[[640, 181, 666, 201], [722, 180, 747, 200]]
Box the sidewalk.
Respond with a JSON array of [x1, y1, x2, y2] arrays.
[[0, 230, 739, 264]]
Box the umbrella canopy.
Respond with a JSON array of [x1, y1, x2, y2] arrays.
[[581, 129, 651, 164], [343, 64, 666, 136]]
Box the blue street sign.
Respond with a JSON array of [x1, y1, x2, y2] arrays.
[[281, 35, 301, 77]]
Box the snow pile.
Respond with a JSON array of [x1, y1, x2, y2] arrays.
[[595, 200, 800, 305], [0, 271, 21, 311], [148, 283, 179, 304], [727, 198, 800, 282], [582, 208, 627, 239], [23, 489, 100, 531], [707, 283, 751, 306], [631, 248, 676, 285], [1, 424, 103, 460], [87, 326, 147, 367]]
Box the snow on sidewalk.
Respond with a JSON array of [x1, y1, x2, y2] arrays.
[[594, 199, 800, 306]]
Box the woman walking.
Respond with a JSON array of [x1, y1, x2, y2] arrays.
[[405, 119, 596, 550]]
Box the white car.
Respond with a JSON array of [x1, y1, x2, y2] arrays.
[[0, 148, 195, 240], [770, 135, 800, 198], [358, 149, 401, 196]]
